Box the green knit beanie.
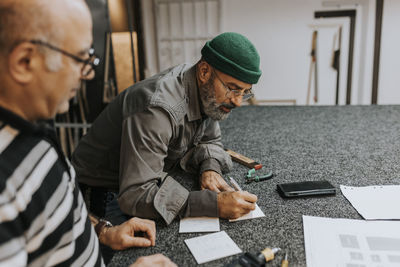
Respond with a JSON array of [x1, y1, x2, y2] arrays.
[[201, 32, 262, 84]]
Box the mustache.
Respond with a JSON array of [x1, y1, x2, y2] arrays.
[[220, 102, 235, 109]]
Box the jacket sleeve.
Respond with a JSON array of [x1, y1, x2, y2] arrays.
[[117, 107, 217, 224], [180, 119, 233, 175]]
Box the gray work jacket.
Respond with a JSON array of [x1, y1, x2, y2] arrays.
[[72, 64, 232, 224]]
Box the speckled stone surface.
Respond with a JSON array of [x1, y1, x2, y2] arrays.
[[109, 105, 400, 267]]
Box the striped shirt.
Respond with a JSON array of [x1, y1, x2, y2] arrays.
[[0, 107, 104, 267]]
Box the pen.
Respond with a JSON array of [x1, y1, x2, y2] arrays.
[[281, 252, 288, 267], [229, 176, 242, 191]]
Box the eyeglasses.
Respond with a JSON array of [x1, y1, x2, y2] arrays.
[[213, 69, 254, 101], [29, 40, 100, 78]]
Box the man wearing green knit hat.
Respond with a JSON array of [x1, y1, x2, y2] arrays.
[[72, 32, 261, 227], [199, 32, 261, 121]]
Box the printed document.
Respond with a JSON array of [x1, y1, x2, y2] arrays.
[[303, 215, 400, 267], [341, 185, 400, 220], [184, 231, 242, 264]]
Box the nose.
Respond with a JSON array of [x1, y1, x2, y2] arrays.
[[82, 69, 95, 81], [230, 94, 243, 107]]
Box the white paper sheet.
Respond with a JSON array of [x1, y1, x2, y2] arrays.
[[184, 231, 242, 264], [229, 203, 265, 222], [227, 176, 265, 222], [340, 185, 400, 220], [179, 217, 220, 233], [303, 215, 400, 267]]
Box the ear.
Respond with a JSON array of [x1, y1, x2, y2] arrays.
[[8, 42, 40, 84], [197, 60, 212, 84]]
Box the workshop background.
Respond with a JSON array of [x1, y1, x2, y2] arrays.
[[56, 0, 397, 157], [141, 0, 398, 106]]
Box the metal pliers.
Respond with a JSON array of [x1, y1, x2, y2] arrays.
[[245, 168, 273, 183]]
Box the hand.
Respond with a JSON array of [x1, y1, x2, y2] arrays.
[[100, 217, 156, 250], [130, 254, 177, 267], [200, 171, 234, 192], [217, 191, 257, 219]]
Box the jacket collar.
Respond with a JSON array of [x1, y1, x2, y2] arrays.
[[182, 65, 203, 122]]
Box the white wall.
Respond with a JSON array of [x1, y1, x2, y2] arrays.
[[141, 0, 399, 105], [220, 0, 375, 105], [221, 0, 313, 104], [378, 0, 400, 104], [141, 0, 159, 78]]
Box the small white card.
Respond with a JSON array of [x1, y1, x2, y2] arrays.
[[184, 231, 242, 264], [229, 204, 265, 222], [179, 217, 220, 233]]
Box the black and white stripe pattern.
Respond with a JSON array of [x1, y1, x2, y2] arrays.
[[0, 118, 104, 267]]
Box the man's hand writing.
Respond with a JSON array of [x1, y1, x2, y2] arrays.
[[217, 191, 257, 219], [200, 170, 234, 192]]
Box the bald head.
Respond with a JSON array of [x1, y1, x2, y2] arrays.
[[0, 0, 91, 57], [0, 0, 93, 121]]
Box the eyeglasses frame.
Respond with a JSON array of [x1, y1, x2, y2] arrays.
[[212, 68, 254, 101], [29, 39, 100, 77]]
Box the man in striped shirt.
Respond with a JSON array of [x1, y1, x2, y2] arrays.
[[0, 0, 175, 266]]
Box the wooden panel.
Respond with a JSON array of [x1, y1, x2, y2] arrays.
[[111, 32, 140, 93]]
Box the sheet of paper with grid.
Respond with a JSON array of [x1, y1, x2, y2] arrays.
[[303, 215, 400, 267]]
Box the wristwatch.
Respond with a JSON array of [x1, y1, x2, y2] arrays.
[[94, 218, 113, 236]]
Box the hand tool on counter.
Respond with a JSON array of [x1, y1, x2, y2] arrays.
[[245, 168, 273, 183], [225, 149, 262, 169]]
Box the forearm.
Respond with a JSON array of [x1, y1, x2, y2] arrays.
[[89, 214, 99, 226], [181, 144, 233, 174], [179, 189, 218, 218], [199, 158, 222, 175], [120, 180, 218, 221], [119, 176, 189, 225]]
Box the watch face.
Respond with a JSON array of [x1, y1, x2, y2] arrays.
[[100, 219, 113, 227], [95, 219, 113, 236]]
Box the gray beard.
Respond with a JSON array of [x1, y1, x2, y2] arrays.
[[199, 77, 230, 121]]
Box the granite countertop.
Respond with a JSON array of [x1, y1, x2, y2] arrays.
[[109, 105, 400, 267]]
